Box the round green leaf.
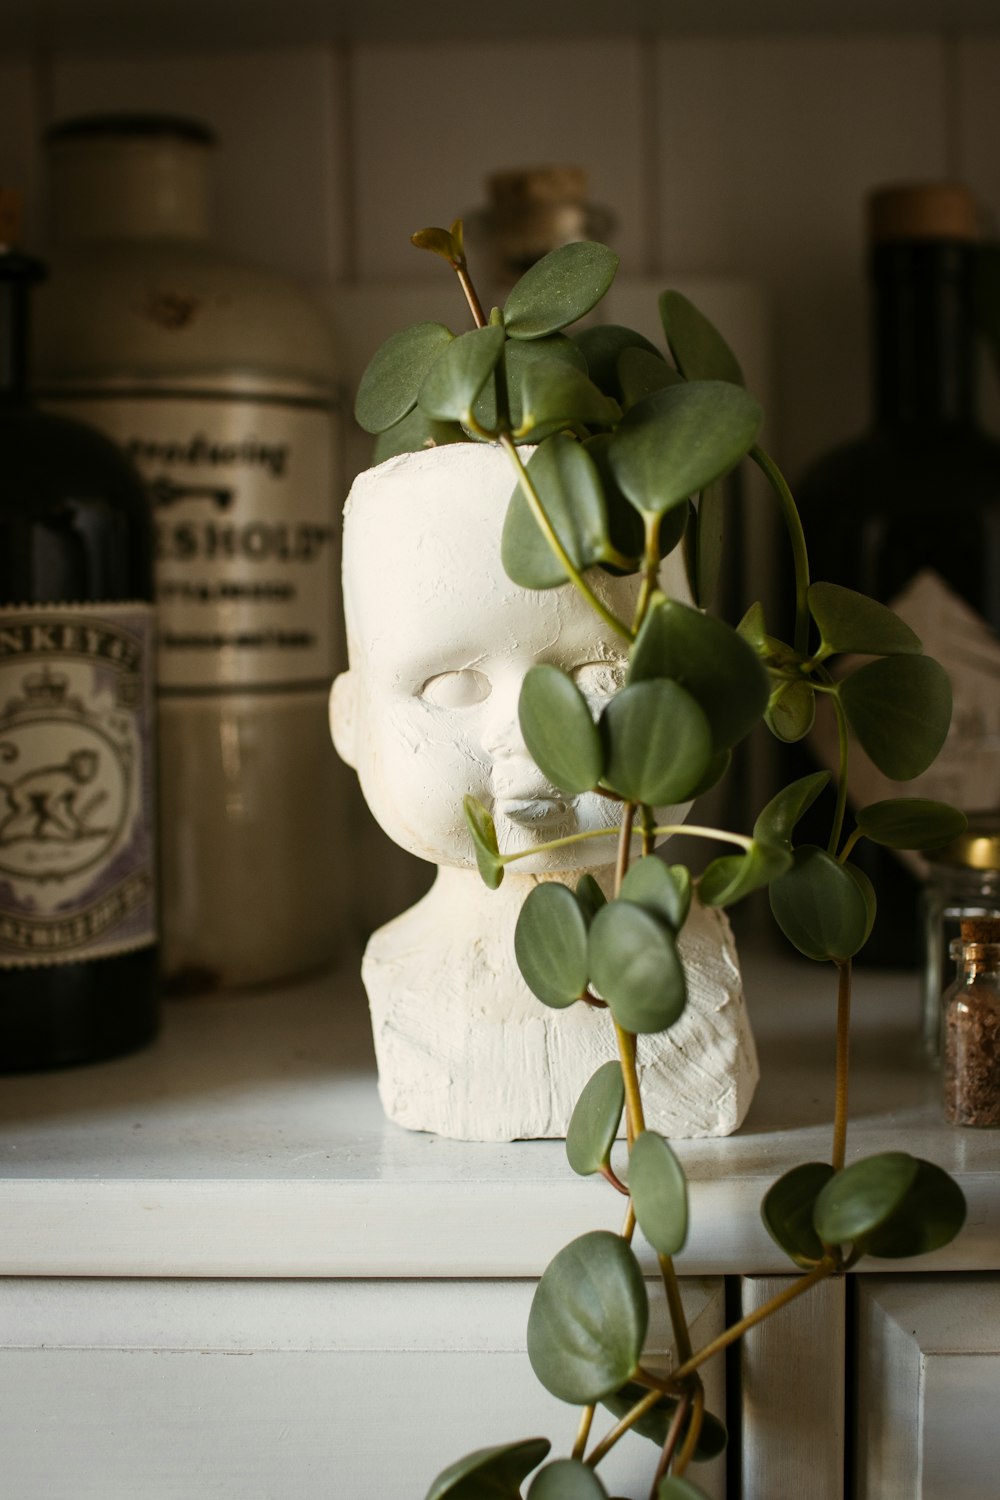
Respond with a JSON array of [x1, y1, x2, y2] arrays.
[[765, 677, 816, 743], [585, 434, 688, 571], [372, 405, 465, 462], [843, 861, 877, 950], [601, 680, 713, 806], [419, 324, 506, 424], [619, 856, 690, 930], [425, 1438, 552, 1500], [761, 1162, 836, 1268], [566, 1061, 625, 1177], [528, 1459, 609, 1500], [813, 1152, 920, 1248], [411, 224, 460, 261], [607, 381, 762, 521], [517, 360, 621, 437], [475, 334, 586, 435], [355, 321, 455, 434], [526, 1230, 648, 1404], [575, 872, 608, 923], [502, 435, 614, 590], [515, 883, 590, 1009], [807, 581, 922, 658], [698, 840, 792, 908], [659, 289, 745, 385], [753, 772, 831, 849], [657, 1480, 712, 1500], [737, 600, 768, 653], [629, 1130, 688, 1256], [571, 323, 664, 399], [601, 1383, 727, 1461], [504, 241, 619, 340], [589, 901, 687, 1034], [854, 798, 968, 851], [618, 346, 684, 408], [839, 654, 952, 781], [627, 595, 769, 750], [518, 665, 604, 795], [769, 844, 874, 961], [684, 748, 732, 800], [463, 795, 504, 889], [861, 1159, 967, 1259]]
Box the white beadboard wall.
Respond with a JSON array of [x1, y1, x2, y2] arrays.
[[0, 31, 996, 475], [2, 31, 999, 930]]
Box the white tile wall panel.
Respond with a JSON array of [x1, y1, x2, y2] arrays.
[[47, 47, 347, 282], [652, 35, 949, 482], [0, 55, 42, 245], [351, 38, 647, 281]]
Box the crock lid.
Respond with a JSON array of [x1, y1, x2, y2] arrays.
[[45, 114, 215, 147]]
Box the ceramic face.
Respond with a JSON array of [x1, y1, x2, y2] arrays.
[[332, 443, 691, 873]]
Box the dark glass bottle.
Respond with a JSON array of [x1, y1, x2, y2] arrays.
[[0, 191, 159, 1069], [793, 182, 1000, 966]]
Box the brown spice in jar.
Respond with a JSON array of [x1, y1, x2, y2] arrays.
[[943, 918, 1000, 1127], [944, 993, 1000, 1126]]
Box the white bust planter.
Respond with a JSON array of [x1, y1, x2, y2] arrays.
[[331, 442, 758, 1141]]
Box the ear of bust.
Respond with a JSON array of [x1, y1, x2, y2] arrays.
[[329, 672, 358, 768]]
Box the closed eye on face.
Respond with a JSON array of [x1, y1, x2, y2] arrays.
[[419, 669, 492, 708]]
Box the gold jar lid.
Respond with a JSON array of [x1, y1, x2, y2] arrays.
[[927, 814, 1000, 871], [868, 182, 981, 244]]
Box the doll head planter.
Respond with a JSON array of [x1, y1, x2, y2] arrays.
[[331, 441, 758, 1141]]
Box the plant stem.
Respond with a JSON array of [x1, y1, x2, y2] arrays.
[[585, 1388, 667, 1468], [750, 444, 810, 655], [572, 1404, 596, 1461], [659, 1253, 693, 1366], [667, 1260, 837, 1385], [455, 262, 487, 328], [832, 959, 852, 1173], [499, 820, 753, 867], [838, 827, 862, 864], [672, 1379, 704, 1477], [632, 513, 662, 636], [615, 803, 637, 894], [500, 435, 633, 642], [615, 1022, 645, 1146], [650, 1389, 691, 1498]]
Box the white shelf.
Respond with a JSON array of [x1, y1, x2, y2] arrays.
[[2, 941, 997, 1280]]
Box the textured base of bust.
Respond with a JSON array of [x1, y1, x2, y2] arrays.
[[361, 867, 759, 1142]]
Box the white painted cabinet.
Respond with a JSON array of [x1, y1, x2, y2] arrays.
[[854, 1276, 1000, 1500], [1, 950, 998, 1497]]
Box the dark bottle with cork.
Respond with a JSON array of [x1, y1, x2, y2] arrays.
[[0, 190, 159, 1070], [942, 916, 1000, 1127], [793, 182, 1000, 966]]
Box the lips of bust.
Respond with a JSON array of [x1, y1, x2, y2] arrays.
[[497, 795, 571, 829]]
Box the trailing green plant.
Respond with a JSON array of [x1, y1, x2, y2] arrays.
[[355, 220, 969, 1500]]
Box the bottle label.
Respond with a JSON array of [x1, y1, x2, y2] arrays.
[[0, 603, 157, 967], [45, 379, 339, 695], [809, 568, 1000, 866]]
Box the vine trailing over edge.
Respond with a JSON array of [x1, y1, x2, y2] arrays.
[[355, 221, 969, 1500]]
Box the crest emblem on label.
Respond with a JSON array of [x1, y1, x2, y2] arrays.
[[0, 605, 156, 967]]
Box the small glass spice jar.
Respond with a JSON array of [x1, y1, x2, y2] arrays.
[[942, 917, 1000, 1128], [922, 815, 1000, 1057]]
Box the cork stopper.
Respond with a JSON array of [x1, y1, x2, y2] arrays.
[[488, 165, 589, 215], [466, 165, 615, 281], [868, 182, 980, 244], [0, 188, 22, 249], [960, 917, 1000, 945]]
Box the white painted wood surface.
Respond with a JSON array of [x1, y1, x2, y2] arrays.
[[0, 1276, 726, 1500], [1, 945, 997, 1279], [854, 1275, 1000, 1499], [739, 1274, 846, 1500]]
